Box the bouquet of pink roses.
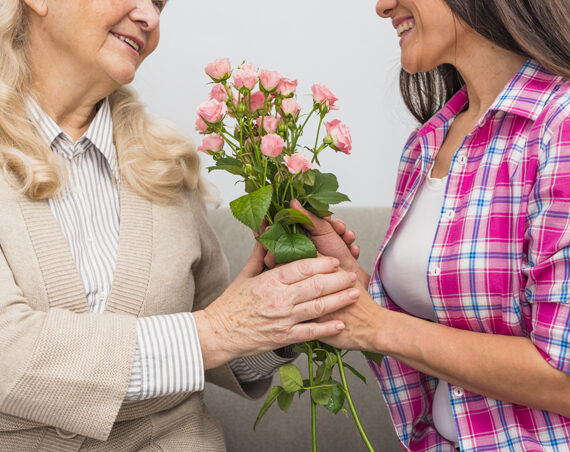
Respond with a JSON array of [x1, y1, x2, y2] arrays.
[[197, 58, 378, 452]]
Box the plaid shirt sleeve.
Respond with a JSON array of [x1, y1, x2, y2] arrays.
[[525, 111, 570, 374]]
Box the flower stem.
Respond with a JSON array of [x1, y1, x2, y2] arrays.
[[308, 347, 317, 452], [335, 350, 375, 452]]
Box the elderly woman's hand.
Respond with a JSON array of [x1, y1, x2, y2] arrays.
[[194, 242, 360, 369]]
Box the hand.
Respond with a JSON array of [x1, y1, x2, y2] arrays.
[[289, 200, 370, 286], [316, 281, 388, 351], [194, 242, 360, 369]]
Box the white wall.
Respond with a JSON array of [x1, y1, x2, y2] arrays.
[[132, 0, 418, 207]]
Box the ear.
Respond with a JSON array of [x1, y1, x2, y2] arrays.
[[22, 0, 48, 17]]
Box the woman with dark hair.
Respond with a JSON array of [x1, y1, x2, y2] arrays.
[[292, 0, 570, 450]]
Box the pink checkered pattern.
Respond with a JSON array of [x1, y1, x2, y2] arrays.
[[368, 60, 570, 451]]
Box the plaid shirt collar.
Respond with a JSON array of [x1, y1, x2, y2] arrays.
[[418, 59, 563, 140]]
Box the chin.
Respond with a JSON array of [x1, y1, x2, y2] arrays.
[[109, 69, 137, 86]]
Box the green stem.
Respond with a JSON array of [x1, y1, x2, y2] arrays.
[[312, 115, 324, 163], [335, 350, 374, 452], [308, 347, 317, 452]]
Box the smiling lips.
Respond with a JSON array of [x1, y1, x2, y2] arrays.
[[111, 32, 143, 53], [392, 17, 416, 38]]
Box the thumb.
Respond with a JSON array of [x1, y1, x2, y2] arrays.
[[289, 199, 330, 236], [234, 241, 266, 283]]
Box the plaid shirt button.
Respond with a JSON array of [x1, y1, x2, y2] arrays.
[[453, 387, 464, 398]]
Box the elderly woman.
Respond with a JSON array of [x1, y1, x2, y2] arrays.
[[0, 1, 361, 450]]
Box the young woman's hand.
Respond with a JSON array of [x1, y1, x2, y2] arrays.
[[194, 242, 361, 369], [289, 199, 370, 286]]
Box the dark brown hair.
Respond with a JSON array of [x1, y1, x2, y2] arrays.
[[401, 0, 570, 123]]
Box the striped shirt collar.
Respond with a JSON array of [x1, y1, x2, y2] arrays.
[[28, 97, 119, 180], [418, 59, 562, 137]]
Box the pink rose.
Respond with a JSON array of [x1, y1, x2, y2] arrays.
[[284, 154, 313, 174], [256, 115, 280, 134], [233, 68, 259, 91], [250, 91, 266, 112], [312, 84, 339, 111], [259, 69, 282, 92], [198, 134, 224, 153], [205, 58, 231, 81], [260, 133, 285, 157], [209, 83, 228, 103], [280, 98, 300, 117], [325, 119, 352, 154], [239, 63, 258, 73], [195, 116, 208, 134], [277, 78, 298, 96], [197, 99, 228, 123]]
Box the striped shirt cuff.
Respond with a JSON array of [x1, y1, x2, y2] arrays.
[[230, 352, 297, 383], [125, 313, 205, 402]]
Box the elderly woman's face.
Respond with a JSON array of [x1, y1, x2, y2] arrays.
[[26, 0, 166, 87]]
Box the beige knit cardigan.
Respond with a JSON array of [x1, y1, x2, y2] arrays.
[[0, 177, 270, 451]]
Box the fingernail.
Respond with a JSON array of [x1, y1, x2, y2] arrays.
[[331, 258, 340, 267], [349, 289, 360, 298], [350, 272, 357, 281], [336, 323, 345, 330]]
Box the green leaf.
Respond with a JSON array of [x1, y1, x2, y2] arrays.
[[362, 351, 384, 367], [303, 170, 317, 187], [274, 208, 314, 227], [230, 185, 273, 231], [308, 191, 350, 205], [279, 364, 303, 393], [324, 351, 337, 369], [257, 223, 286, 254], [315, 364, 333, 384], [293, 343, 310, 355], [208, 157, 244, 176], [274, 233, 317, 264], [343, 363, 367, 384], [312, 172, 339, 193], [311, 386, 332, 406], [325, 383, 346, 414], [277, 390, 294, 412], [254, 386, 283, 429], [306, 197, 333, 218]]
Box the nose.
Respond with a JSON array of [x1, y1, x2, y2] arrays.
[[376, 0, 397, 18], [129, 0, 160, 31]]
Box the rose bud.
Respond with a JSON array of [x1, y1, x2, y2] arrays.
[[260, 133, 285, 157]]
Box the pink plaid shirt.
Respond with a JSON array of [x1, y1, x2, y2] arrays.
[[368, 60, 570, 451]]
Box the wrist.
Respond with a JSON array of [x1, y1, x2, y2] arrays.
[[193, 308, 236, 370]]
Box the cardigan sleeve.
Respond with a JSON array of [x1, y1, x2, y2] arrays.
[[0, 247, 138, 441], [188, 192, 273, 399]]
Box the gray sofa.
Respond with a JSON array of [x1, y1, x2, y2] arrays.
[[206, 207, 402, 452]]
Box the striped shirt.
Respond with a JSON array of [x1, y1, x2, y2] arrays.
[[368, 60, 570, 451], [29, 98, 290, 402]]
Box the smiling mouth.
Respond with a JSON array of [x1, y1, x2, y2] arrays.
[[111, 32, 141, 53], [396, 21, 416, 38]]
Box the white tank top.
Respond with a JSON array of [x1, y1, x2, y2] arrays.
[[380, 171, 459, 444]]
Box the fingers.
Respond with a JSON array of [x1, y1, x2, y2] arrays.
[[271, 256, 340, 285], [330, 218, 347, 236], [263, 251, 276, 269], [349, 244, 360, 260], [287, 320, 346, 343], [287, 268, 357, 305], [292, 287, 359, 323], [289, 199, 327, 234]]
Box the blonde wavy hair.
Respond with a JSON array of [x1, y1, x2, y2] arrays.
[[0, 0, 203, 203]]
